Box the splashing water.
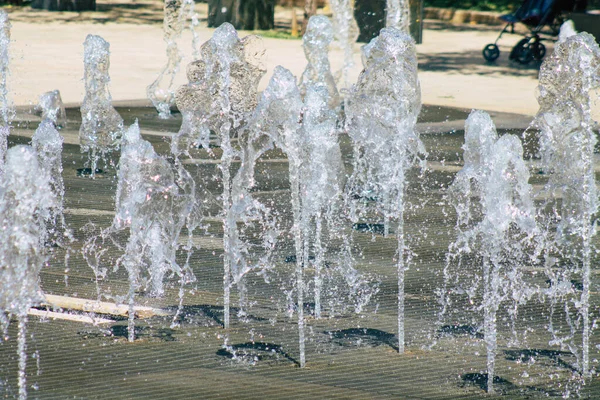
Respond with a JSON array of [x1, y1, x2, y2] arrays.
[[172, 60, 212, 153], [111, 121, 194, 342], [345, 27, 425, 353], [79, 34, 123, 175], [173, 24, 266, 329], [442, 110, 539, 393], [172, 24, 265, 155], [533, 29, 600, 379], [220, 31, 269, 327], [299, 16, 339, 110], [0, 126, 7, 176], [222, 65, 288, 326], [386, 0, 410, 33], [558, 19, 577, 42], [0, 146, 55, 400], [259, 66, 305, 366], [0, 11, 12, 176], [302, 84, 377, 319], [147, 0, 200, 119], [35, 90, 67, 128], [300, 84, 342, 319], [259, 68, 376, 366], [32, 119, 70, 246], [0, 11, 12, 127], [329, 0, 359, 93]]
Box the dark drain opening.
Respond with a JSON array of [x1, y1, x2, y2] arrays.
[[284, 254, 315, 264], [198, 143, 220, 149], [77, 168, 105, 176], [353, 223, 385, 235], [217, 342, 297, 365]]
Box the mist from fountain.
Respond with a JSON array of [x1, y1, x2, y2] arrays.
[[80, 34, 123, 176], [147, 0, 199, 119], [345, 27, 425, 353], [0, 146, 55, 400], [441, 110, 540, 393], [0, 126, 7, 177], [533, 29, 600, 379]]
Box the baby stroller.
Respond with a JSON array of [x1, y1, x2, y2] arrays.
[[482, 0, 586, 64]]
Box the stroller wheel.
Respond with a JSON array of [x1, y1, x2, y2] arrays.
[[483, 44, 500, 62], [532, 42, 546, 61], [510, 38, 533, 64]]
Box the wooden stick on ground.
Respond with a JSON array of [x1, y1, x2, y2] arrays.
[[43, 294, 171, 319], [28, 308, 114, 325]]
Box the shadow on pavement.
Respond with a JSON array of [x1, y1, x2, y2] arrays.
[[419, 48, 543, 77]]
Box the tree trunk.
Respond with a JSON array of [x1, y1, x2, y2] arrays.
[[208, 0, 275, 30], [354, 0, 385, 42], [302, 0, 317, 34], [354, 0, 423, 43]]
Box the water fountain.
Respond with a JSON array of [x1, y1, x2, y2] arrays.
[[345, 27, 425, 353], [79, 34, 123, 175], [441, 110, 540, 393], [109, 120, 194, 342], [299, 85, 342, 320], [0, 146, 55, 400], [31, 119, 70, 247], [147, 0, 200, 119], [533, 28, 600, 379], [173, 23, 268, 330]]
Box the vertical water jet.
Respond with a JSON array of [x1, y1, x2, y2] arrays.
[[32, 119, 70, 246], [386, 0, 410, 33], [329, 0, 359, 93], [259, 66, 305, 366], [0, 146, 55, 400], [173, 24, 266, 329], [534, 28, 600, 379], [299, 15, 339, 110], [345, 27, 424, 353], [111, 121, 194, 341], [0, 11, 12, 177], [79, 35, 123, 176], [147, 0, 199, 118], [443, 111, 539, 394]]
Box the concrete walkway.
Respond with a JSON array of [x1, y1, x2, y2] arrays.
[[6, 4, 545, 116]]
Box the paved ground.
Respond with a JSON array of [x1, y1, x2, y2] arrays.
[[4, 1, 548, 116], [3, 105, 600, 399]]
